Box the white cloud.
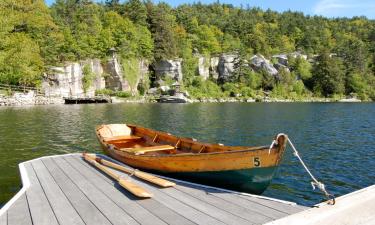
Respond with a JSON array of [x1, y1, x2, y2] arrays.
[[313, 0, 375, 18]]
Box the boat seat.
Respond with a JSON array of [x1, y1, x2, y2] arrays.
[[120, 145, 175, 155], [103, 135, 142, 142]]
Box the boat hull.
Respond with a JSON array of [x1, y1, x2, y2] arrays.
[[96, 124, 288, 194], [154, 166, 278, 194], [101, 145, 281, 194]]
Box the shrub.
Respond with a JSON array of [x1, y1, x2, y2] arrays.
[[82, 65, 95, 93], [95, 89, 114, 96], [187, 80, 224, 98], [116, 91, 132, 98]]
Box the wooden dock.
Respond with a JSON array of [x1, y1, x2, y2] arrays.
[[266, 184, 375, 225], [0, 153, 307, 225]]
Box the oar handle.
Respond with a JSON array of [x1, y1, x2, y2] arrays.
[[82, 153, 153, 198], [85, 153, 175, 188]]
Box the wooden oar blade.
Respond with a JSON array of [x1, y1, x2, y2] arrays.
[[118, 179, 153, 198]]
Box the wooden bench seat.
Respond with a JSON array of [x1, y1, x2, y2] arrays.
[[103, 135, 142, 142], [120, 145, 175, 155]]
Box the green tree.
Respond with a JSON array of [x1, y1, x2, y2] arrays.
[[102, 11, 138, 58], [194, 25, 222, 54], [105, 0, 123, 14], [124, 0, 147, 26], [0, 33, 44, 86], [82, 64, 95, 93], [312, 53, 345, 96], [148, 3, 178, 61]]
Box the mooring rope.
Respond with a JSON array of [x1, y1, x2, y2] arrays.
[[269, 134, 335, 205], [287, 138, 335, 205]]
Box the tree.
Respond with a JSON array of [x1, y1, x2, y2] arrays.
[[312, 53, 345, 96], [0, 33, 44, 86], [194, 25, 221, 54], [124, 0, 147, 26], [102, 11, 138, 58], [105, 0, 123, 14], [148, 3, 178, 60]]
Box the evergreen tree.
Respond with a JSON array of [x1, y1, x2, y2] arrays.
[[124, 0, 148, 26], [148, 3, 178, 61], [312, 52, 345, 96]]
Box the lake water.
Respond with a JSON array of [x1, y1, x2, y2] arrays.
[[0, 102, 374, 206]]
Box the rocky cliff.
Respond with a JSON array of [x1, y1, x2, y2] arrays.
[[153, 59, 183, 81], [42, 56, 148, 97], [41, 52, 307, 97], [42, 59, 105, 97]]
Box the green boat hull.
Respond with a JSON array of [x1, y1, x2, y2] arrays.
[[158, 166, 278, 194]]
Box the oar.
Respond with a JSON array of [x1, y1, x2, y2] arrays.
[[85, 153, 175, 188], [82, 153, 152, 198]]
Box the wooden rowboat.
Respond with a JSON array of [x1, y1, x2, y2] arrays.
[[96, 124, 288, 194]]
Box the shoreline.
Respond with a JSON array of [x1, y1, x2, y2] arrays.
[[112, 96, 368, 104], [0, 94, 369, 107]]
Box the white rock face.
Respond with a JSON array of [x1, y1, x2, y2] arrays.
[[104, 57, 148, 94], [272, 54, 288, 66], [154, 59, 183, 81], [103, 56, 129, 92], [42, 59, 105, 97], [218, 53, 238, 81], [42, 56, 148, 97], [197, 56, 210, 80], [210, 57, 220, 79], [250, 54, 278, 76], [136, 59, 149, 92]]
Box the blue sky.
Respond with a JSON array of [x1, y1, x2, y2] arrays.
[[45, 0, 375, 19]]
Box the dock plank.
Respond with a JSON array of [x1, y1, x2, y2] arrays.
[[37, 158, 112, 225], [212, 192, 291, 219], [24, 162, 59, 225], [98, 165, 227, 225], [174, 182, 273, 224], [31, 159, 85, 225], [100, 154, 308, 220], [99, 154, 306, 224], [174, 181, 288, 219], [0, 213, 6, 225], [49, 156, 140, 225], [126, 178, 227, 225], [1, 154, 309, 225], [237, 194, 307, 214], [7, 194, 32, 225], [159, 186, 251, 225], [66, 155, 195, 225], [77, 155, 226, 225]]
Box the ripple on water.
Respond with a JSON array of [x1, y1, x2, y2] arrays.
[[0, 102, 374, 206]]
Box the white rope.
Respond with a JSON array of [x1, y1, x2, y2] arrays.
[[268, 140, 276, 154], [286, 137, 335, 205], [268, 133, 286, 154]]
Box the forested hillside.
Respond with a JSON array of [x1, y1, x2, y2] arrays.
[[0, 0, 374, 100]]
